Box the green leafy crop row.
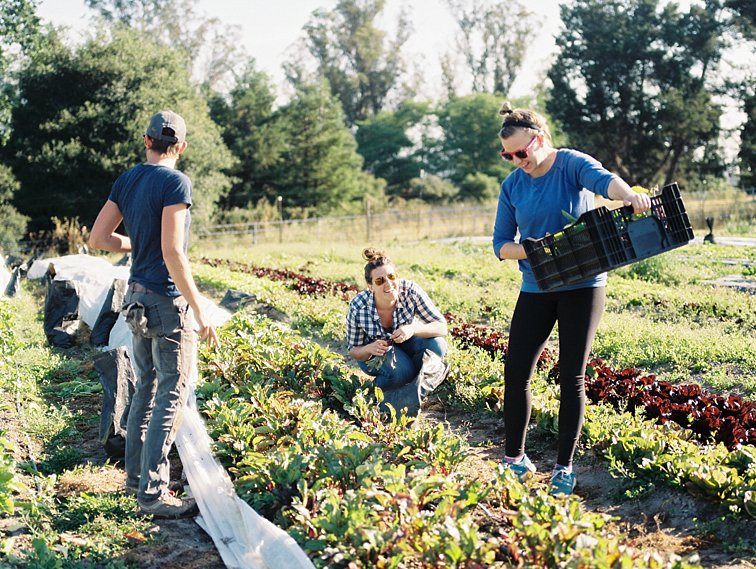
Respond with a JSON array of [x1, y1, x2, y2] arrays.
[[195, 314, 701, 569], [0, 300, 28, 515]]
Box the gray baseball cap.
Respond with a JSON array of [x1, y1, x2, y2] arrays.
[[145, 110, 186, 143]]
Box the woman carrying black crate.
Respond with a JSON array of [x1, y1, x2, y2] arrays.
[[492, 101, 650, 496]]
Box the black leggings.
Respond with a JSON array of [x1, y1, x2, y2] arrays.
[[504, 287, 605, 467]]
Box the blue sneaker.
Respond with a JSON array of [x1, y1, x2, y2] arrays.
[[503, 454, 536, 482], [549, 468, 576, 495]]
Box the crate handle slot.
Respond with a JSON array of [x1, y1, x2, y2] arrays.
[[627, 215, 666, 258]]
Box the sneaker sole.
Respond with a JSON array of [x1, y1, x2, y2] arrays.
[[548, 484, 576, 496]]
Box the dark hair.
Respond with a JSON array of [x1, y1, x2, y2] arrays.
[[498, 101, 552, 143], [362, 247, 393, 283], [146, 135, 182, 156]]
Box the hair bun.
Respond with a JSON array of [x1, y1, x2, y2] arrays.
[[362, 247, 386, 262], [498, 101, 513, 116]]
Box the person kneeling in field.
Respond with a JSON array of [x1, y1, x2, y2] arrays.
[[346, 247, 450, 417]]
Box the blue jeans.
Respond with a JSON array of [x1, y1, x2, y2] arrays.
[[359, 336, 447, 389], [123, 290, 194, 504]]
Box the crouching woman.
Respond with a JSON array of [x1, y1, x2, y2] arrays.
[[346, 248, 448, 414]]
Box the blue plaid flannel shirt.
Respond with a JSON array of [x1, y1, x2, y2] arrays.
[[346, 279, 445, 350]]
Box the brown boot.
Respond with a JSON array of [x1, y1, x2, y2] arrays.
[[138, 492, 199, 518]]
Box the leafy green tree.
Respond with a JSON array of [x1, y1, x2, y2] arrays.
[[547, 0, 727, 188], [355, 100, 430, 196], [406, 174, 457, 204], [6, 27, 233, 231], [433, 93, 511, 193], [274, 80, 374, 216], [208, 60, 286, 209], [442, 0, 538, 96], [725, 1, 756, 189], [0, 0, 39, 241], [358, 169, 388, 211], [0, 0, 38, 52], [458, 172, 499, 203], [300, 0, 412, 127], [0, 0, 40, 143], [726, 0, 756, 36], [0, 163, 29, 248]]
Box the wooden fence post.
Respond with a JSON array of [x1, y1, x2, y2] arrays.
[[366, 201, 371, 242], [277, 196, 283, 244]]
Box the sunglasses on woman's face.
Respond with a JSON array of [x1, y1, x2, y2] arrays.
[[373, 273, 398, 286], [500, 135, 538, 161]]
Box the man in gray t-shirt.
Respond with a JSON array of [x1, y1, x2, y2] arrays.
[[90, 110, 219, 518]]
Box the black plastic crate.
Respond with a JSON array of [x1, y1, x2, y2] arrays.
[[523, 182, 694, 292]]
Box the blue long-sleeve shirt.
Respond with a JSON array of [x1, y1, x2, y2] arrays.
[[492, 149, 617, 293]]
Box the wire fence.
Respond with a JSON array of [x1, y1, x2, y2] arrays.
[[197, 193, 756, 246], [684, 193, 756, 231], [7, 191, 756, 255], [195, 205, 499, 246]]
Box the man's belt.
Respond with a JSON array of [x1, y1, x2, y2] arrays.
[[128, 282, 154, 294]]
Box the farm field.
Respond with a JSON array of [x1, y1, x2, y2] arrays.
[[2, 238, 756, 568]]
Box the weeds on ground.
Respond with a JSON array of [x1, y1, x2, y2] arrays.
[[0, 286, 159, 568]]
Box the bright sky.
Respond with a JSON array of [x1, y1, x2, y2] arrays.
[[34, 0, 563, 101]]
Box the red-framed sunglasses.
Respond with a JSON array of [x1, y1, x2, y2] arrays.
[[500, 135, 538, 161]]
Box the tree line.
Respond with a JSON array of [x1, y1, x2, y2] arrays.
[[0, 0, 754, 247]]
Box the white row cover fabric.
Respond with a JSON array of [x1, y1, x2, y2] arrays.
[[28, 254, 131, 328], [28, 254, 316, 569], [178, 389, 317, 569], [0, 255, 10, 295]]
